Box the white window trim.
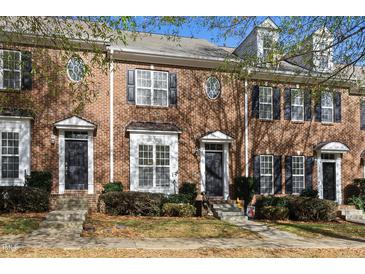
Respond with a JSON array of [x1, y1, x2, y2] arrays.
[[135, 69, 169, 107], [0, 49, 22, 90], [205, 76, 221, 100], [291, 89, 304, 121], [137, 144, 170, 189], [259, 155, 274, 194], [259, 86, 273, 120], [292, 156, 305, 194], [0, 118, 31, 186], [130, 132, 178, 194], [262, 34, 274, 61], [321, 91, 334, 123]]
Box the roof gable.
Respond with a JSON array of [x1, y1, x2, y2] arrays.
[[201, 131, 233, 143], [54, 116, 96, 130]]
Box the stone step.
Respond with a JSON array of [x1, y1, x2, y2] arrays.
[[214, 207, 242, 213], [217, 211, 245, 218], [212, 204, 240, 210], [341, 209, 364, 216], [39, 220, 84, 229], [56, 198, 89, 210], [221, 215, 248, 223], [346, 217, 365, 224], [30, 227, 83, 236], [45, 210, 87, 222]]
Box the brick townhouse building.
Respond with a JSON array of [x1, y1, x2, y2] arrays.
[[1, 18, 365, 205]]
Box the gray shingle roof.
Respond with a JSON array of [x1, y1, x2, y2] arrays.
[[111, 32, 233, 60], [126, 121, 181, 132]]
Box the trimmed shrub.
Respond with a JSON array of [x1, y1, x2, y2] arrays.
[[179, 182, 197, 197], [234, 176, 255, 210], [288, 197, 337, 221], [25, 171, 52, 193], [348, 195, 365, 211], [256, 206, 289, 220], [162, 203, 196, 217], [99, 191, 164, 216], [0, 186, 49, 212], [300, 189, 319, 198], [344, 184, 361, 204], [255, 195, 291, 208], [102, 182, 123, 193], [162, 193, 195, 205], [353, 179, 365, 195]]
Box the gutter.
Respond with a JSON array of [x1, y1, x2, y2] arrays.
[[109, 47, 114, 182], [244, 79, 249, 177]]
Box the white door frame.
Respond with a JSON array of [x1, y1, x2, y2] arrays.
[[199, 131, 233, 200], [316, 152, 342, 204], [55, 116, 96, 194]]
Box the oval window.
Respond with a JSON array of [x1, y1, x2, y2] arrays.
[[205, 76, 221, 99], [67, 57, 85, 82]]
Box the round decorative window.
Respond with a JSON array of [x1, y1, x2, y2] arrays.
[[205, 76, 221, 99], [67, 57, 85, 82]]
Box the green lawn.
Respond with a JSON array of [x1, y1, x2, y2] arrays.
[[82, 213, 258, 239], [264, 220, 365, 240], [0, 213, 45, 236]]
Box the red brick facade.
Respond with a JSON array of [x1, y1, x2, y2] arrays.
[[1, 44, 364, 204]]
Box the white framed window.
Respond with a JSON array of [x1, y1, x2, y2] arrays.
[[292, 156, 305, 194], [262, 34, 274, 62], [1, 132, 20, 179], [67, 57, 85, 82], [260, 155, 273, 194], [321, 91, 334, 123], [0, 50, 21, 90], [138, 144, 170, 189], [291, 89, 304, 121], [259, 86, 273, 120], [205, 76, 221, 100], [136, 69, 168, 107]]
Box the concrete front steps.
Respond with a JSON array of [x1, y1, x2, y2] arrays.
[[31, 197, 89, 238], [210, 201, 248, 224], [50, 191, 98, 212], [339, 205, 365, 224]]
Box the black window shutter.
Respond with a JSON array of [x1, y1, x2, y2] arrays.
[[284, 88, 291, 120], [285, 156, 293, 194], [252, 85, 260, 119], [274, 155, 282, 194], [127, 70, 135, 104], [315, 93, 322, 122], [273, 87, 281, 120], [169, 73, 177, 106], [21, 51, 32, 90], [253, 155, 261, 194], [334, 91, 341, 123], [305, 156, 314, 190], [304, 90, 312, 121], [360, 100, 365, 130]]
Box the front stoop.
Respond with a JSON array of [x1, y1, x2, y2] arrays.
[[210, 201, 248, 223], [338, 205, 365, 224], [32, 198, 89, 238], [50, 192, 98, 212]]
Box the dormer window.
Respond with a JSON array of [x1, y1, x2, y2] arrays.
[[316, 41, 330, 71], [262, 34, 274, 62]]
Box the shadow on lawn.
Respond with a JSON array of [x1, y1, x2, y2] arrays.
[[276, 222, 365, 243]]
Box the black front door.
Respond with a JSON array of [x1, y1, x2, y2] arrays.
[[65, 140, 88, 190], [205, 151, 223, 196], [323, 162, 336, 201]]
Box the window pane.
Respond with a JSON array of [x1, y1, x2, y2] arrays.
[[156, 167, 170, 187], [153, 72, 168, 89], [136, 88, 152, 105], [259, 87, 273, 120], [292, 106, 304, 121], [292, 157, 305, 194], [138, 167, 153, 187], [138, 145, 153, 165], [156, 145, 169, 166], [136, 70, 152, 88], [260, 155, 273, 194], [153, 89, 168, 106], [260, 176, 273, 194], [321, 108, 333, 123], [321, 92, 333, 107]]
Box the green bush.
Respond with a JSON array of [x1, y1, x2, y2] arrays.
[[99, 191, 163, 216], [353, 179, 365, 195], [162, 203, 196, 217], [25, 171, 52, 193], [162, 193, 195, 205], [234, 176, 255, 210], [102, 182, 123, 193], [288, 197, 337, 221], [344, 184, 361, 204], [256, 206, 289, 220], [0, 186, 49, 212], [179, 182, 197, 197], [300, 189, 319, 198], [348, 195, 365, 211], [255, 195, 291, 208]]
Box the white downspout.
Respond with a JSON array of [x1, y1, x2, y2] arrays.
[[109, 48, 114, 182], [244, 79, 249, 177]]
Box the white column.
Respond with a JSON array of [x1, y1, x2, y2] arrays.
[[317, 152, 323, 199], [109, 49, 114, 182], [223, 143, 230, 200], [58, 130, 65, 194], [336, 154, 342, 204], [199, 143, 206, 193], [88, 131, 94, 194]]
